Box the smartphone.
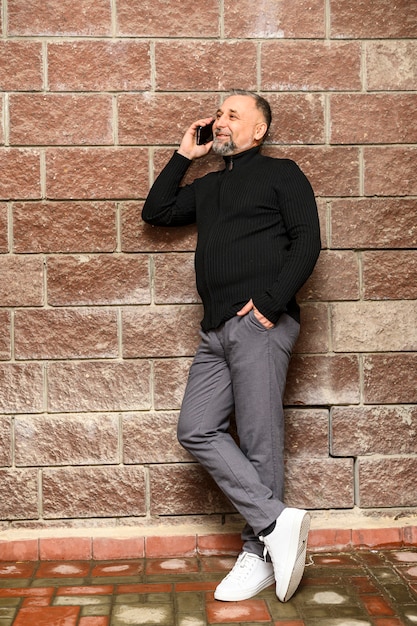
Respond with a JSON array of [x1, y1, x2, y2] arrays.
[[196, 120, 214, 145]]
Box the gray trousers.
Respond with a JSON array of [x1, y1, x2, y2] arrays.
[[177, 310, 300, 557]]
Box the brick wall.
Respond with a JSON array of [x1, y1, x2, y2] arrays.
[[0, 0, 416, 531]]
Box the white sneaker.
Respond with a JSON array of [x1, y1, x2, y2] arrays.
[[260, 508, 310, 602], [214, 551, 275, 601]]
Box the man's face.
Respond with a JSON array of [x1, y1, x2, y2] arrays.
[[212, 95, 267, 156]]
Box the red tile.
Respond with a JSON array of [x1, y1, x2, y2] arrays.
[[36, 561, 90, 578], [373, 620, 404, 626], [176, 581, 218, 592], [39, 537, 92, 560], [401, 565, 417, 579], [349, 576, 379, 593], [0, 539, 39, 561], [0, 562, 37, 578], [57, 585, 114, 596], [93, 536, 144, 560], [145, 534, 196, 557], [198, 533, 242, 556], [352, 528, 402, 549], [0, 587, 53, 598], [145, 557, 199, 575], [387, 550, 417, 563], [13, 606, 80, 626], [312, 554, 357, 567], [307, 528, 352, 550], [79, 617, 109, 626], [403, 525, 417, 545], [91, 561, 143, 577], [206, 599, 271, 623], [22, 597, 51, 607], [361, 594, 395, 616], [274, 622, 305, 626], [200, 555, 237, 573], [117, 582, 172, 594]]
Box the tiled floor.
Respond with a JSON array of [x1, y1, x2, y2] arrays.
[[0, 548, 416, 625]]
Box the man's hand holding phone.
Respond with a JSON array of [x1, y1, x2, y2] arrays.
[[177, 117, 214, 161]]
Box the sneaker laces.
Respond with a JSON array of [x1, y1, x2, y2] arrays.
[[225, 552, 259, 582]]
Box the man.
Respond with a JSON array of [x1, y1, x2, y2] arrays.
[[142, 90, 321, 603]]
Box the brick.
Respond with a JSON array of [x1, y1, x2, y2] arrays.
[[48, 41, 150, 91], [0, 310, 11, 360], [123, 412, 191, 464], [8, 0, 111, 35], [145, 535, 196, 558], [15, 309, 118, 360], [285, 458, 354, 509], [364, 148, 417, 196], [10, 94, 113, 146], [118, 93, 217, 145], [352, 527, 403, 549], [13, 201, 117, 253], [264, 146, 360, 197], [332, 301, 417, 352], [0, 539, 39, 561], [15, 413, 119, 466], [284, 409, 329, 458], [0, 149, 40, 200], [47, 361, 151, 412], [0, 203, 7, 252], [366, 41, 417, 91], [121, 202, 197, 253], [363, 354, 417, 404], [150, 464, 233, 515], [298, 250, 359, 302], [46, 147, 149, 200], [153, 253, 200, 304], [0, 416, 12, 466], [224, 0, 325, 38], [331, 199, 417, 249], [39, 537, 92, 560], [0, 364, 44, 414], [118, 0, 218, 37], [330, 94, 417, 144], [285, 355, 360, 405], [363, 251, 417, 300], [155, 41, 257, 91], [42, 466, 146, 518], [153, 147, 223, 188], [47, 254, 150, 305], [331, 0, 417, 38], [267, 93, 325, 144], [0, 98, 3, 145], [93, 536, 144, 560], [358, 457, 417, 508], [331, 406, 417, 456], [123, 305, 201, 358], [261, 41, 361, 91], [294, 303, 329, 354], [153, 358, 193, 410], [0, 41, 42, 91], [0, 256, 43, 306], [0, 363, 44, 413], [0, 469, 39, 519]]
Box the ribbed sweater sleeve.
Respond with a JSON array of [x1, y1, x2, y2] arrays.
[[142, 151, 196, 226]]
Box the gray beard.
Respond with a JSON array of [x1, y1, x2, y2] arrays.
[[212, 137, 237, 156]]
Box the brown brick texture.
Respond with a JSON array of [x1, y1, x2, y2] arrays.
[[1, 0, 416, 530]]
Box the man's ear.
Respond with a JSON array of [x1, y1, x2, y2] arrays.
[[255, 122, 268, 141]]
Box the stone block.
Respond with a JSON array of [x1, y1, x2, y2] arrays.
[[13, 201, 117, 253], [0, 416, 12, 466], [284, 408, 330, 458], [358, 457, 417, 508], [366, 41, 417, 91], [0, 469, 39, 519], [299, 250, 359, 301], [42, 466, 146, 518], [363, 251, 417, 300], [0, 364, 44, 414], [47, 254, 150, 306], [285, 458, 354, 509], [0, 148, 40, 200], [153, 253, 200, 304], [15, 413, 120, 466], [0, 41, 42, 91], [363, 354, 417, 404], [364, 147, 417, 196], [123, 412, 191, 464]]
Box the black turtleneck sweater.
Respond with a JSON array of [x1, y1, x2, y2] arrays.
[[142, 146, 321, 331]]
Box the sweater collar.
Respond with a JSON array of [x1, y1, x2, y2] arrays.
[[223, 145, 261, 171]]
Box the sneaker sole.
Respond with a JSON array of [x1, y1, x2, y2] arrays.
[[278, 511, 310, 602], [214, 573, 276, 602]]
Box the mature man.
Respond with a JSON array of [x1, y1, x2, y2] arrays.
[[142, 90, 321, 603]]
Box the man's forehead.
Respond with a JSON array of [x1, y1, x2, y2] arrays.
[[218, 95, 257, 114]]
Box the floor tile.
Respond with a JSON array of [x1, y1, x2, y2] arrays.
[[0, 547, 414, 625]]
